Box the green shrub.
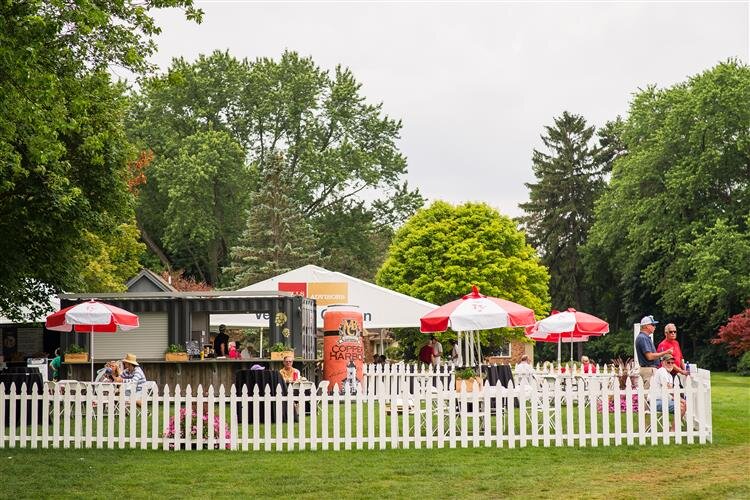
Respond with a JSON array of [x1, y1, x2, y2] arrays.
[[385, 344, 403, 361], [270, 342, 288, 352], [166, 343, 185, 353], [455, 368, 477, 380], [66, 344, 85, 354], [737, 351, 750, 376]]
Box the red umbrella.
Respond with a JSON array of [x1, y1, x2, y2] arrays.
[[420, 286, 536, 369], [420, 286, 536, 333], [46, 299, 139, 381], [526, 308, 608, 364]]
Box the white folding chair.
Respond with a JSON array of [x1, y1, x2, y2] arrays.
[[135, 381, 157, 417]]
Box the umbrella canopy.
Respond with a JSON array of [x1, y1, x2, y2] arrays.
[[526, 308, 608, 364], [420, 286, 536, 333], [420, 286, 536, 370], [46, 300, 139, 381], [528, 333, 591, 343], [528, 308, 609, 337]]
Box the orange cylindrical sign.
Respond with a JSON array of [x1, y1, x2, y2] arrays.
[[322, 305, 364, 391]]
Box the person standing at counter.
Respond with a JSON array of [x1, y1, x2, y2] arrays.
[[49, 348, 61, 381], [279, 355, 300, 383], [214, 324, 229, 358]]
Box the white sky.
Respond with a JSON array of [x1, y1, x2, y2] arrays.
[[148, 1, 749, 217]]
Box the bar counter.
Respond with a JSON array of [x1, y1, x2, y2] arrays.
[[62, 358, 306, 391]]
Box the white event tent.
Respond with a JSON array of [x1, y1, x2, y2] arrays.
[[210, 265, 437, 329]]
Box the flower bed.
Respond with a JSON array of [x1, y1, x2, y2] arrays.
[[163, 407, 231, 449], [597, 393, 640, 413]]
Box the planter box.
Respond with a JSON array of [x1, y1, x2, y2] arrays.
[[64, 353, 88, 363], [165, 352, 189, 362], [270, 351, 294, 361], [456, 376, 483, 392]]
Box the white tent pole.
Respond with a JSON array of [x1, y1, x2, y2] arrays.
[[557, 336, 561, 366]]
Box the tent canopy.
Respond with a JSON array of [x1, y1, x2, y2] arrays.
[[210, 265, 437, 329]]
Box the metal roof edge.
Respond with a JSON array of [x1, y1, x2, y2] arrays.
[[59, 290, 297, 300]]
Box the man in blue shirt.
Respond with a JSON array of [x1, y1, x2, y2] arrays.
[[635, 315, 673, 389]]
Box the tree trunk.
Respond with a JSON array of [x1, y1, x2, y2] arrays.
[[137, 219, 172, 272]]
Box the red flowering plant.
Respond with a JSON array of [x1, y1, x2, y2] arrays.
[[163, 407, 231, 449]]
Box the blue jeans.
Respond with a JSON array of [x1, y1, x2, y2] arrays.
[[655, 399, 675, 413]]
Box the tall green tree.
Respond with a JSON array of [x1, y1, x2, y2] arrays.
[[128, 50, 422, 285], [225, 153, 323, 287], [584, 60, 750, 366], [518, 112, 606, 311], [153, 131, 250, 284], [377, 201, 550, 359], [0, 1, 200, 320]]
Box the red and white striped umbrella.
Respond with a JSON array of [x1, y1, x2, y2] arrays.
[[526, 308, 609, 338], [526, 308, 608, 364], [46, 300, 139, 380], [420, 286, 536, 333]]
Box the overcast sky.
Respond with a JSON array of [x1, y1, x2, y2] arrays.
[[149, 1, 749, 218]]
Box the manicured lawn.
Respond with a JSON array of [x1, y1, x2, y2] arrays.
[[0, 373, 748, 499]]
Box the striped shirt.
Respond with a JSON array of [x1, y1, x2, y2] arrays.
[[120, 366, 146, 393]]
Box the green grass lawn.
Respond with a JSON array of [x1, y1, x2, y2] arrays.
[[1, 373, 748, 499]]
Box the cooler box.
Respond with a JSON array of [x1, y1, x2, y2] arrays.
[[27, 358, 49, 382]]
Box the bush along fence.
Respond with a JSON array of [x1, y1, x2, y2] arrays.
[[0, 368, 711, 451]]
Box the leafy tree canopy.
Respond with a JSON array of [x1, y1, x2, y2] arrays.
[[224, 152, 325, 287], [584, 60, 750, 359], [128, 50, 422, 284], [518, 111, 606, 311], [713, 306, 750, 357], [0, 1, 199, 320], [376, 201, 550, 358]]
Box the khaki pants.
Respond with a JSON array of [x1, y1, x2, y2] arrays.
[[639, 366, 655, 389]]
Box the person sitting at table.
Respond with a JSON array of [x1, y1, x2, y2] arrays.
[[95, 360, 119, 383], [279, 355, 300, 383], [112, 353, 147, 401], [581, 355, 597, 374], [652, 353, 686, 430], [514, 354, 535, 386]]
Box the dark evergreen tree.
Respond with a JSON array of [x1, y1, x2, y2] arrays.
[[224, 153, 324, 287], [518, 112, 606, 311]]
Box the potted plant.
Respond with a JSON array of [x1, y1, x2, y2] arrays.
[[64, 344, 88, 363], [270, 342, 294, 361], [165, 343, 189, 362], [455, 367, 483, 392]]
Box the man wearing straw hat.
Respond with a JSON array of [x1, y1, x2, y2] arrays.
[[113, 353, 147, 397]]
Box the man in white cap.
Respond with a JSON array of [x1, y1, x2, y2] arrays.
[[635, 315, 673, 389]]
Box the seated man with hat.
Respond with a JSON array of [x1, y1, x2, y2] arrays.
[[112, 353, 147, 398], [652, 353, 687, 430]]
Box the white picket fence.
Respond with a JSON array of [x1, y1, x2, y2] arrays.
[[0, 366, 712, 451]]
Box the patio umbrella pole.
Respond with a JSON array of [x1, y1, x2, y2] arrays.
[[570, 335, 574, 364], [90, 325, 95, 382]]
